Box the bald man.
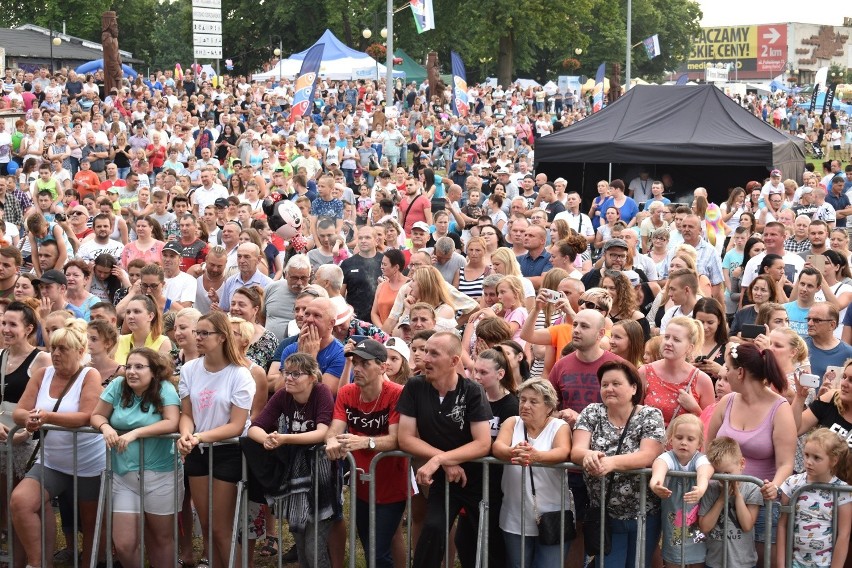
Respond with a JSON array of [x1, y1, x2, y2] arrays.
[[216, 242, 273, 310], [277, 297, 346, 395]]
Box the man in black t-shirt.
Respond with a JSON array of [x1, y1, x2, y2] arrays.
[[341, 226, 384, 321], [397, 332, 492, 568]]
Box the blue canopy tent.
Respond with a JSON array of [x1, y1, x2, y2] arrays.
[[253, 29, 405, 81], [75, 59, 138, 79], [796, 92, 852, 114]]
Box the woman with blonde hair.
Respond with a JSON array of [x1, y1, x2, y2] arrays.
[[228, 316, 269, 416], [403, 267, 456, 326], [491, 247, 535, 310], [529, 269, 568, 377], [549, 218, 571, 243], [610, 319, 645, 368], [458, 236, 491, 299], [228, 286, 278, 372], [640, 316, 715, 427], [115, 295, 173, 363]]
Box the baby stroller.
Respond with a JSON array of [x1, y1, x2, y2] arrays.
[[806, 139, 824, 159]]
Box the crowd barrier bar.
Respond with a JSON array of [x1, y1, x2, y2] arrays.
[[366, 452, 772, 568], [783, 481, 852, 568]]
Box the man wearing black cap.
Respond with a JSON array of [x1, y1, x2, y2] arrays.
[[162, 242, 196, 309], [326, 339, 407, 568], [581, 238, 629, 290], [36, 270, 86, 319]]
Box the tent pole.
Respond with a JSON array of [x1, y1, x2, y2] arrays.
[[609, 163, 612, 181], [625, 0, 632, 90]]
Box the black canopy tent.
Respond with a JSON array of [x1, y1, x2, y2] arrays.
[[534, 85, 806, 204]]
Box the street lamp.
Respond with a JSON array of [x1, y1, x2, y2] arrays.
[[362, 28, 372, 39], [575, 48, 583, 56], [49, 27, 61, 74]]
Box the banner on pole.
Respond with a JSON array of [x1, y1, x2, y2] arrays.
[[593, 63, 605, 113], [290, 43, 325, 124], [643, 34, 661, 59], [410, 0, 435, 33], [450, 51, 469, 117], [822, 82, 837, 116]]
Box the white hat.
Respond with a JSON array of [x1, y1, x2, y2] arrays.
[[385, 337, 410, 362]]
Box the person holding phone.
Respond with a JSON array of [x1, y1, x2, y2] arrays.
[[730, 275, 781, 336], [692, 298, 728, 382], [813, 250, 852, 339]]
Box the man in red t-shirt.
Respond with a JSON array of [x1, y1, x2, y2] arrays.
[[325, 339, 408, 568], [398, 176, 432, 236], [98, 163, 127, 194]]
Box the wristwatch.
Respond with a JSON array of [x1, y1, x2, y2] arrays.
[[368, 437, 376, 450]]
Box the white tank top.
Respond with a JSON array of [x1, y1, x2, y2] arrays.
[[35, 367, 105, 477]]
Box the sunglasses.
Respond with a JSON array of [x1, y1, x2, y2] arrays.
[[581, 300, 606, 312]]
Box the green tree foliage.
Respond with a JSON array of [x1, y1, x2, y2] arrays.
[[2, 0, 112, 40]]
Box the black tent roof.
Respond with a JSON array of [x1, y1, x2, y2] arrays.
[[535, 85, 805, 183]]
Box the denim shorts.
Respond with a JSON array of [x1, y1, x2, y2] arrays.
[[753, 499, 780, 544]]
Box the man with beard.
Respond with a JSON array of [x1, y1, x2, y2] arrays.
[[193, 245, 228, 313], [581, 238, 629, 289], [76, 214, 124, 262], [398, 176, 432, 236], [0, 247, 21, 298], [264, 254, 312, 340], [341, 226, 384, 322]]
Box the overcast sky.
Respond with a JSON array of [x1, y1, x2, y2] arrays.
[[697, 0, 844, 26]]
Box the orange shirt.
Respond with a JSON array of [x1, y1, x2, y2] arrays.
[[73, 170, 101, 198]]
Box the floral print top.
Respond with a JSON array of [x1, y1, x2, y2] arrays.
[[574, 403, 665, 519], [247, 328, 279, 372]]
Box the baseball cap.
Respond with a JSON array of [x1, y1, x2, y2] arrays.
[[214, 198, 229, 208], [496, 168, 510, 175], [411, 221, 431, 233], [623, 270, 641, 286], [770, 169, 782, 177], [107, 186, 120, 194], [385, 337, 410, 362], [396, 316, 411, 329], [345, 338, 388, 363], [35, 269, 67, 286], [162, 241, 182, 255], [801, 187, 813, 194], [602, 238, 628, 252]]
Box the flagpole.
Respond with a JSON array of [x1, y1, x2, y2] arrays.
[[385, 0, 394, 105], [625, 0, 632, 90]]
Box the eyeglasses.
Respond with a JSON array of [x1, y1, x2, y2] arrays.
[[805, 317, 833, 323], [287, 274, 310, 282], [283, 371, 308, 379], [193, 330, 221, 339], [125, 364, 150, 371], [140, 282, 160, 291], [607, 252, 627, 260], [581, 300, 606, 312]]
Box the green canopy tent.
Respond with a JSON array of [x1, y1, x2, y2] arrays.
[[393, 49, 427, 84]]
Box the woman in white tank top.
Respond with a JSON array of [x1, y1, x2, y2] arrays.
[[9, 318, 105, 568]]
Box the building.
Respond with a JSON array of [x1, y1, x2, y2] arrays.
[[679, 20, 852, 83], [0, 24, 142, 73]]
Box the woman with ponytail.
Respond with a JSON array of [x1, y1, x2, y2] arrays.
[[707, 341, 796, 568]]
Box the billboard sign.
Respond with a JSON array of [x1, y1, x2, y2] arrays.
[[681, 24, 787, 78]]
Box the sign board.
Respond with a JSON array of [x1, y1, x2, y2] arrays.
[[192, 0, 221, 8], [680, 24, 787, 78], [193, 21, 222, 34], [705, 66, 729, 82], [192, 7, 221, 22], [193, 34, 222, 47], [194, 46, 222, 59]]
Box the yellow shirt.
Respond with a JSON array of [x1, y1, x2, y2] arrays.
[[115, 333, 168, 365]]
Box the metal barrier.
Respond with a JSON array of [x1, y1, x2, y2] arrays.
[[0, 427, 799, 568], [783, 481, 852, 568]]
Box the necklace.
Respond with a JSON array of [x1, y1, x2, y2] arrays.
[[359, 387, 382, 415]]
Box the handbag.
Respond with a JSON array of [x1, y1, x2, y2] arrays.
[[524, 424, 576, 546], [24, 366, 86, 472], [0, 350, 16, 430], [582, 405, 637, 557]]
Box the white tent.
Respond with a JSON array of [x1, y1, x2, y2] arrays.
[[253, 29, 405, 82]]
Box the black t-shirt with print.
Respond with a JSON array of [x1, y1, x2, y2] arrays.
[[809, 397, 852, 448], [397, 374, 493, 483]]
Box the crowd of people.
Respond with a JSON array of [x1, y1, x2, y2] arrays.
[[0, 64, 850, 568]]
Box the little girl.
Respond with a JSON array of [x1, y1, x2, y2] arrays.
[[650, 414, 714, 568], [777, 428, 852, 568], [495, 276, 528, 348]]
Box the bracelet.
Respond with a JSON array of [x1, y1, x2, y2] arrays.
[[193, 433, 203, 444], [98, 423, 108, 432]]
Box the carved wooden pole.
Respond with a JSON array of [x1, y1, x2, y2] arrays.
[[102, 11, 124, 94]]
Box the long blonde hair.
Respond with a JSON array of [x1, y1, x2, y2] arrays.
[[411, 267, 455, 310], [491, 247, 523, 278]]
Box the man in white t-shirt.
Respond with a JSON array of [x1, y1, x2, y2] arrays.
[[162, 242, 196, 308], [191, 168, 228, 216], [0, 120, 12, 173], [741, 222, 805, 289], [553, 191, 594, 244], [76, 214, 124, 262]]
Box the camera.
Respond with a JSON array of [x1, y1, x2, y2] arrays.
[[54, 213, 66, 222]]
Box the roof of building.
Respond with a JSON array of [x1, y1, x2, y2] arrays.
[[0, 25, 142, 64]]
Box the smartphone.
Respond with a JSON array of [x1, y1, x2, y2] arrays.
[[808, 255, 826, 271], [799, 373, 821, 389], [741, 324, 765, 339], [694, 355, 708, 364], [541, 289, 565, 304], [825, 366, 845, 387]]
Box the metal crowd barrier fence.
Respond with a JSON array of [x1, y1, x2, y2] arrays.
[[365, 453, 774, 568], [783, 481, 852, 568], [0, 426, 358, 568]]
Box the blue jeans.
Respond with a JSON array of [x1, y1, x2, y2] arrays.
[[342, 168, 355, 186], [355, 499, 405, 568], [503, 531, 568, 568], [594, 513, 661, 568], [117, 166, 130, 180], [754, 499, 779, 544]]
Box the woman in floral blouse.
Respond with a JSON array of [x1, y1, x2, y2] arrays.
[[228, 286, 278, 372], [571, 360, 666, 568]]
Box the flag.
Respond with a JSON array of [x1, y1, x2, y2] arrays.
[[410, 0, 435, 33], [289, 43, 325, 124], [808, 83, 821, 114], [450, 51, 469, 118], [642, 34, 661, 59], [822, 82, 838, 116], [592, 63, 605, 113], [675, 74, 689, 85]]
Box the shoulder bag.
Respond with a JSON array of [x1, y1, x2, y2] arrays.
[[24, 366, 86, 472], [525, 422, 576, 545], [582, 404, 637, 557]]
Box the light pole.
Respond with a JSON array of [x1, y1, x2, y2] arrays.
[[49, 26, 61, 74], [271, 35, 283, 84], [363, 25, 388, 83], [385, 0, 393, 105]]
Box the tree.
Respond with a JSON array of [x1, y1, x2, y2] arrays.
[[3, 0, 112, 40]]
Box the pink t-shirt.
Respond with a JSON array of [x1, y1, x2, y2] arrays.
[[503, 306, 528, 346]]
